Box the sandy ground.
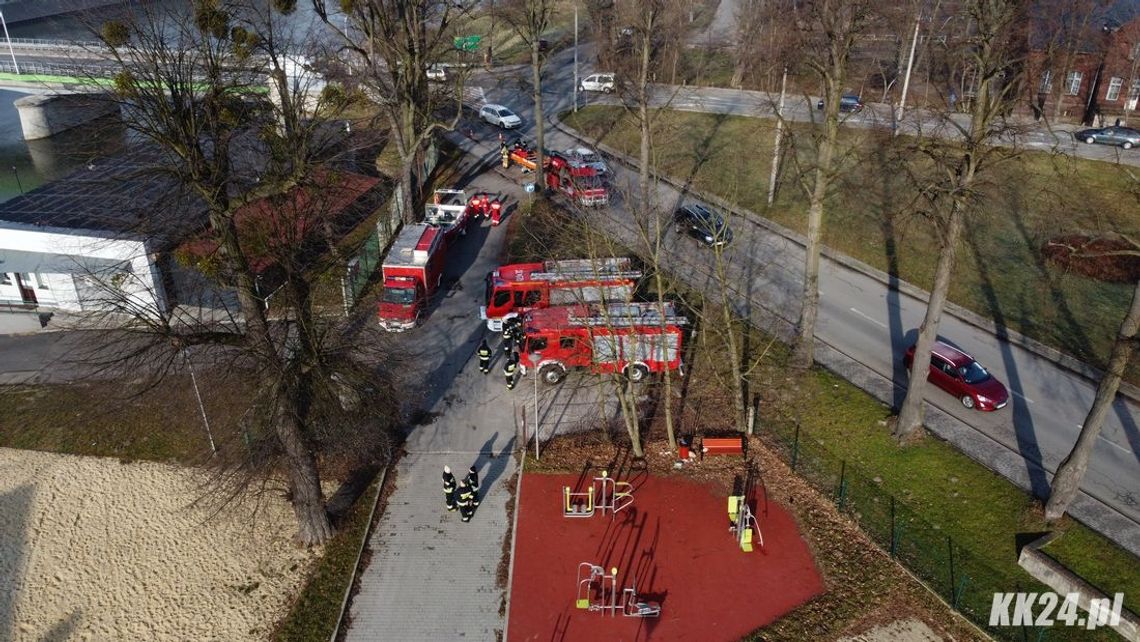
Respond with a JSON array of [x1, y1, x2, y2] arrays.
[[0, 448, 320, 641], [839, 619, 946, 642]]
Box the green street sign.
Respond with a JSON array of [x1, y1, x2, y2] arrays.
[[453, 35, 481, 51]]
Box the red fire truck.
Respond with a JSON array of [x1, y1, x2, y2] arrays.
[[507, 142, 608, 207], [516, 301, 688, 385], [378, 190, 470, 331], [481, 257, 641, 332], [546, 152, 608, 207]]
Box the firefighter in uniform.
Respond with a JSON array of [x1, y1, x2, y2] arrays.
[[489, 198, 503, 226], [457, 480, 475, 522], [442, 465, 458, 511], [464, 465, 481, 507], [477, 338, 492, 374], [501, 319, 517, 355], [504, 351, 519, 390], [501, 144, 510, 169]]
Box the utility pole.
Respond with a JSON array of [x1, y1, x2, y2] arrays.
[[0, 11, 18, 75], [767, 67, 788, 206], [573, 2, 579, 112], [895, 14, 921, 134]]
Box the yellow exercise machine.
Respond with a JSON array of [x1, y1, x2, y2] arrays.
[[728, 495, 764, 553]]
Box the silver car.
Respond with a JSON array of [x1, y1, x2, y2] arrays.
[[563, 147, 608, 174], [1074, 126, 1140, 149]]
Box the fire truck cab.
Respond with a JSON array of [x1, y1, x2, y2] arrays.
[[518, 302, 687, 385], [481, 257, 641, 332], [546, 152, 608, 207]]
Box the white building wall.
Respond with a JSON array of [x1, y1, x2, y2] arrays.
[[0, 223, 167, 316]]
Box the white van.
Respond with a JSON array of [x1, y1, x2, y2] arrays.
[[579, 73, 615, 93]]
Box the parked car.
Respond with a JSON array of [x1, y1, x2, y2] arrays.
[[579, 73, 615, 93], [563, 147, 609, 174], [903, 340, 1009, 411], [816, 94, 864, 113], [673, 203, 733, 247], [1073, 126, 1140, 149], [426, 65, 447, 82], [480, 104, 522, 129]]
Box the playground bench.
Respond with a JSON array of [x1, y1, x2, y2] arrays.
[[701, 436, 745, 457]]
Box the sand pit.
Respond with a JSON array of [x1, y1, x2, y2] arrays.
[[0, 448, 321, 641]]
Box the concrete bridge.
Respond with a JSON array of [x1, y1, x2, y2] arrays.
[[0, 38, 319, 140], [0, 0, 131, 25]]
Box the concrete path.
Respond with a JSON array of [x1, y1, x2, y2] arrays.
[[344, 151, 617, 640], [693, 0, 740, 46]]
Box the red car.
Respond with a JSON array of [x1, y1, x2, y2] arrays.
[[904, 340, 1009, 411]]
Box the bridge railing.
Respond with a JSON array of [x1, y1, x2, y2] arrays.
[[4, 37, 104, 50], [0, 60, 117, 79]]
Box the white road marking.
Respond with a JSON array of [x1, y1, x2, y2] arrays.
[[1010, 390, 1035, 404], [849, 307, 888, 329]]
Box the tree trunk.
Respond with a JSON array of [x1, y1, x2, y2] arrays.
[[894, 200, 966, 439], [718, 263, 748, 432], [614, 377, 644, 457], [278, 408, 334, 545], [793, 96, 838, 368], [1045, 278, 1140, 520], [531, 41, 546, 192]]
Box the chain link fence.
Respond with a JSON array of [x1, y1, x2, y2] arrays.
[[759, 419, 1122, 642]]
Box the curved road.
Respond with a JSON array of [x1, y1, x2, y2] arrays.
[[461, 47, 1140, 554]]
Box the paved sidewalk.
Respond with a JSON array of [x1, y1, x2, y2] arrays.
[[343, 151, 618, 640]]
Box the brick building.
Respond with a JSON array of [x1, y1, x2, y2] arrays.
[[1028, 1, 1140, 123]]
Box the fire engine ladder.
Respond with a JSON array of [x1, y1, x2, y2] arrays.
[[569, 303, 688, 327], [530, 258, 641, 282]]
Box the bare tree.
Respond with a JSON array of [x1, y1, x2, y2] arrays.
[[779, 0, 875, 368], [500, 0, 557, 192], [1045, 235, 1140, 520], [88, 1, 398, 545], [312, 0, 468, 223], [894, 0, 1028, 439]]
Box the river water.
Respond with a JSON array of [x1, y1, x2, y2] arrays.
[[0, 0, 329, 202]]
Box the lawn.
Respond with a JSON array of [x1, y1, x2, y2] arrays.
[[563, 106, 1140, 382], [746, 345, 1140, 621], [0, 377, 246, 464]]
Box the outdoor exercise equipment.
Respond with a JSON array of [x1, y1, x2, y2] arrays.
[[563, 470, 634, 519], [728, 495, 764, 553], [574, 562, 661, 618]]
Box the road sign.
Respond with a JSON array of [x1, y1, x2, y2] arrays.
[[454, 35, 481, 52]]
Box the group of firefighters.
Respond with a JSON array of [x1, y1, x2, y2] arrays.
[[460, 191, 504, 227], [442, 465, 481, 522], [476, 316, 525, 390]]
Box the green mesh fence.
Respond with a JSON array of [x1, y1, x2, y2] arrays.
[[757, 422, 1121, 642]]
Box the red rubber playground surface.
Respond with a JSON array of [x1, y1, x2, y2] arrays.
[[507, 473, 825, 642]]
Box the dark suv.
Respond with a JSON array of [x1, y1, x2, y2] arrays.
[[673, 204, 733, 247], [816, 94, 864, 113]]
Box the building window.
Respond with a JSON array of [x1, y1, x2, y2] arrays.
[[34, 273, 50, 290], [1039, 70, 1053, 93], [1106, 77, 1124, 101], [0, 273, 9, 285], [1130, 80, 1140, 101], [1065, 71, 1083, 95]]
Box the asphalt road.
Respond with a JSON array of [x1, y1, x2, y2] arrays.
[[0, 42, 1135, 550], [462, 47, 1140, 552]]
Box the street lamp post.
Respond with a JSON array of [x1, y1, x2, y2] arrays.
[[528, 352, 542, 459], [573, 3, 579, 113], [895, 14, 921, 133], [0, 11, 18, 75]]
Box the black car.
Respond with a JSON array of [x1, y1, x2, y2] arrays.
[[674, 204, 733, 247], [816, 94, 864, 113]]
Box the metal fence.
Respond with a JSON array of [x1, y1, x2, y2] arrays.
[[759, 419, 1121, 642], [344, 228, 383, 307]]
